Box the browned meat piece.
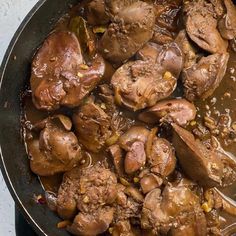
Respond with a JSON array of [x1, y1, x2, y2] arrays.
[[118, 126, 150, 151], [99, 0, 155, 63], [98, 84, 134, 135], [175, 30, 199, 69], [218, 0, 236, 40], [111, 60, 177, 111], [112, 220, 135, 236], [77, 164, 117, 213], [141, 186, 207, 235], [57, 168, 80, 220], [86, 0, 109, 25], [152, 25, 174, 45], [68, 206, 114, 236], [139, 99, 197, 126], [136, 42, 160, 62], [115, 184, 142, 222], [137, 42, 183, 77], [98, 84, 116, 114], [124, 141, 146, 174], [155, 42, 183, 78], [31, 31, 106, 111], [73, 102, 112, 153], [147, 137, 176, 177], [172, 124, 224, 187], [151, 0, 182, 45], [111, 40, 184, 111], [28, 115, 81, 177], [108, 144, 125, 176], [209, 0, 225, 17], [140, 173, 163, 194], [184, 0, 228, 54], [57, 164, 117, 220], [182, 53, 229, 101]]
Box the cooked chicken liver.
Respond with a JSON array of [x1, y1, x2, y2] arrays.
[[139, 98, 196, 126], [183, 53, 229, 101], [141, 186, 207, 235], [31, 31, 106, 111], [73, 102, 112, 153], [218, 0, 236, 40], [29, 115, 81, 176], [24, 0, 236, 235], [111, 60, 177, 111], [184, 0, 228, 54], [172, 124, 224, 187], [99, 0, 155, 63]]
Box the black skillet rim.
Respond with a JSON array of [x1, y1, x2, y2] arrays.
[[0, 1, 47, 235]]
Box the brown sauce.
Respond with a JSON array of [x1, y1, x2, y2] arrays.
[[22, 0, 236, 234]]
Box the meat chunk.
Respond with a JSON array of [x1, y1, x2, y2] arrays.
[[175, 30, 199, 69], [218, 0, 236, 40], [86, 0, 109, 26], [184, 0, 228, 53], [28, 115, 81, 176], [111, 41, 184, 111], [147, 137, 176, 177], [182, 53, 229, 101], [172, 124, 224, 187], [73, 102, 112, 153], [99, 0, 155, 63], [140, 173, 163, 194], [115, 184, 142, 222], [77, 164, 117, 213], [155, 42, 184, 78], [141, 186, 207, 235], [68, 207, 114, 236], [124, 141, 146, 174], [57, 167, 80, 220], [151, 0, 182, 45], [111, 60, 177, 111], [57, 163, 117, 220], [138, 42, 183, 77], [136, 42, 160, 62], [119, 126, 150, 151], [31, 31, 106, 111], [139, 99, 197, 126]]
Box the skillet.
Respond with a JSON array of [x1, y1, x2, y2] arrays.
[[1, 0, 236, 236], [0, 0, 78, 235]]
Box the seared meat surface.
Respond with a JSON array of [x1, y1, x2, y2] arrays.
[[141, 186, 207, 235], [24, 0, 236, 235], [73, 102, 112, 153], [218, 0, 236, 40], [28, 115, 81, 176], [99, 0, 156, 64], [31, 31, 107, 111], [172, 124, 224, 187], [139, 98, 197, 126], [184, 0, 228, 54], [182, 53, 229, 101]]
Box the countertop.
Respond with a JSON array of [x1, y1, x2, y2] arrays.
[[0, 0, 38, 235]]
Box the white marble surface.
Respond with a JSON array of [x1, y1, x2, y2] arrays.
[[0, 0, 38, 235]]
